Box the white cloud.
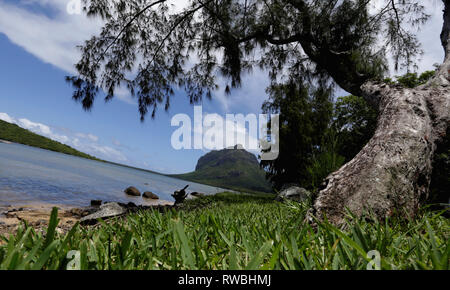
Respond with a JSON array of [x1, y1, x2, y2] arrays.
[[210, 68, 270, 114], [75, 132, 99, 142], [89, 144, 127, 162], [17, 118, 52, 135], [0, 0, 103, 74], [0, 111, 128, 162], [0, 0, 136, 105], [0, 0, 166, 105], [0, 112, 15, 124], [87, 134, 99, 142], [114, 86, 137, 105]]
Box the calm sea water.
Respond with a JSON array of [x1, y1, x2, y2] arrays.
[[0, 142, 224, 207]]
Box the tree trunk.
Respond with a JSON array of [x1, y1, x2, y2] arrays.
[[313, 82, 449, 225], [312, 4, 450, 225]]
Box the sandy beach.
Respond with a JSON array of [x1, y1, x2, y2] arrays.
[[0, 203, 80, 242], [0, 199, 174, 243]]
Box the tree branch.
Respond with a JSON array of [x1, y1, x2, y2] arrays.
[[96, 0, 168, 64]]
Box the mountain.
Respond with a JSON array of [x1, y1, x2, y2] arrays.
[[0, 119, 99, 161], [172, 146, 273, 193]]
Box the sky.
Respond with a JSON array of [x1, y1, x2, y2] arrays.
[[0, 0, 445, 174]]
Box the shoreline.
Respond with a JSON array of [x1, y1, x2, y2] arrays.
[[0, 198, 175, 212], [0, 202, 80, 241], [0, 199, 175, 242], [0, 139, 13, 144]]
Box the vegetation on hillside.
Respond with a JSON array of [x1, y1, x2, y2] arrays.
[[0, 120, 99, 161], [173, 149, 272, 193], [0, 193, 448, 270]]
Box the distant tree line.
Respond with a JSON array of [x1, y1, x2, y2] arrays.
[[0, 120, 99, 161]]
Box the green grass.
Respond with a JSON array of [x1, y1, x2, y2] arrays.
[[0, 193, 448, 270]]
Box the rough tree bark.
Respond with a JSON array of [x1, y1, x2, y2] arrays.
[[312, 3, 450, 225]]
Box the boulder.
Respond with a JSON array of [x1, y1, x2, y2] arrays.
[[90, 200, 102, 207], [275, 185, 311, 202], [67, 208, 95, 218], [80, 202, 126, 225], [143, 191, 159, 199], [124, 186, 141, 196], [125, 202, 137, 208], [186, 194, 200, 200]]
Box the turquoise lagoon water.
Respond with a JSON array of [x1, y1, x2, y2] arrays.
[[0, 142, 224, 207]]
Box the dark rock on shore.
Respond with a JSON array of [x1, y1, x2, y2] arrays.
[[79, 201, 174, 226], [275, 185, 311, 202], [124, 186, 141, 196], [66, 207, 97, 218], [126, 202, 137, 208], [90, 200, 102, 207], [80, 202, 126, 225], [143, 192, 159, 199], [4, 208, 27, 218], [187, 192, 205, 200]]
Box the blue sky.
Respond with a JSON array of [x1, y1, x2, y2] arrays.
[[0, 0, 444, 174]]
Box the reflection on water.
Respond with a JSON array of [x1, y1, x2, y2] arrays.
[[0, 143, 224, 207]]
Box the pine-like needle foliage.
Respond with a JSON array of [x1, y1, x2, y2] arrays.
[[67, 0, 430, 120]]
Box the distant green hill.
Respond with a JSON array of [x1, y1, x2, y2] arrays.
[[0, 119, 100, 161], [172, 147, 273, 193]]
